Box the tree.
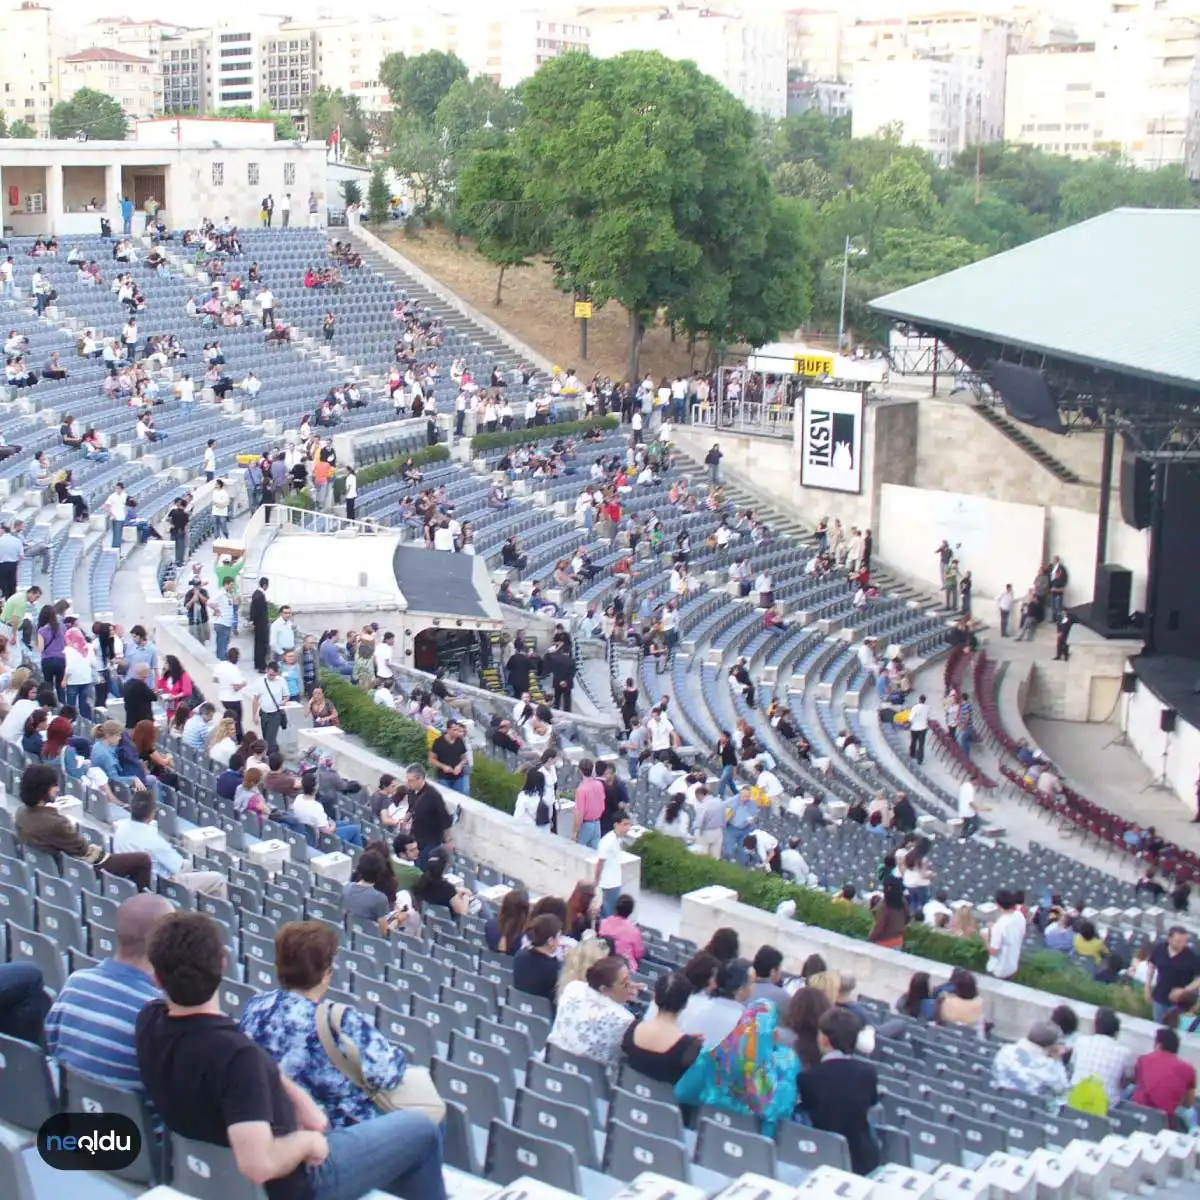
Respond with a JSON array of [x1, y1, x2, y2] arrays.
[[340, 180, 362, 208], [7, 119, 36, 140], [211, 104, 295, 141], [306, 87, 370, 154], [50, 88, 126, 140], [458, 148, 540, 305], [388, 113, 454, 213], [381, 50, 468, 126], [367, 165, 391, 225], [519, 50, 802, 379]]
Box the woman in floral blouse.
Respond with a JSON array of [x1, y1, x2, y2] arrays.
[[547, 954, 638, 1081], [240, 920, 410, 1127]]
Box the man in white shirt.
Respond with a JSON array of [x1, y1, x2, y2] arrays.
[[257, 286, 275, 329], [780, 836, 810, 882], [957, 776, 980, 838], [239, 372, 261, 398], [269, 606, 296, 659], [432, 523, 455, 552], [113, 794, 227, 897], [177, 374, 195, 403], [754, 760, 784, 815], [249, 661, 288, 755], [593, 812, 631, 917], [373, 632, 395, 684], [212, 645, 247, 738], [856, 637, 878, 678], [103, 483, 127, 549], [646, 707, 676, 756], [908, 692, 929, 765], [986, 890, 1027, 980], [996, 584, 1015, 638]]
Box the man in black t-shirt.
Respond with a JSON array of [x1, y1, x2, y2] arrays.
[[136, 911, 446, 1200], [1146, 927, 1200, 1023], [429, 721, 469, 795], [167, 498, 189, 567], [406, 764, 452, 865]]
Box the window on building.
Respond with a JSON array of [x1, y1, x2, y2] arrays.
[[284, 162, 296, 185], [247, 162, 260, 186], [212, 162, 225, 186], [24, 99, 34, 108], [24, 193, 44, 214]]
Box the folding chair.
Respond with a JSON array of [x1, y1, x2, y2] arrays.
[[693, 1117, 778, 1178], [513, 1086, 598, 1169], [484, 1119, 582, 1193], [775, 1122, 852, 1173], [525, 1058, 595, 1114], [376, 1007, 435, 1066], [61, 1065, 165, 1184], [0, 1034, 59, 1133], [545, 1039, 612, 1098], [172, 1135, 265, 1200], [617, 1064, 679, 1107], [448, 1030, 517, 1097], [431, 1056, 505, 1131], [5, 920, 65, 994], [604, 1119, 691, 1185], [904, 1114, 964, 1169]]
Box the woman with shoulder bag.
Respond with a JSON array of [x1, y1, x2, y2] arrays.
[[240, 920, 448, 1199]]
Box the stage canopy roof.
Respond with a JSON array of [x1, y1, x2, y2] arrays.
[[870, 208, 1200, 393]]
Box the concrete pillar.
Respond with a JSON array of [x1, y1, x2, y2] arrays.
[[105, 164, 121, 229], [45, 165, 63, 235]]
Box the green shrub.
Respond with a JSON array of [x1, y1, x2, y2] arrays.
[[471, 416, 618, 457], [630, 833, 1150, 1017], [318, 671, 522, 812], [282, 444, 451, 511]]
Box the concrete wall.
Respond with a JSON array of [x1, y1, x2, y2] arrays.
[[1126, 664, 1200, 812], [913, 397, 1100, 513], [879, 483, 1046, 604], [1024, 628, 1132, 723], [679, 885, 1200, 1069], [61, 166, 109, 214], [298, 726, 642, 901]]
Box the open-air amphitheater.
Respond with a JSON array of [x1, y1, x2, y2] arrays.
[[1, 216, 1199, 1200]]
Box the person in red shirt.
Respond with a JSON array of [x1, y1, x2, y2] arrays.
[[573, 757, 607, 850], [1132, 1027, 1197, 1130]]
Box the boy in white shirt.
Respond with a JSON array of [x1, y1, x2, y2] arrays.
[[594, 813, 631, 918]]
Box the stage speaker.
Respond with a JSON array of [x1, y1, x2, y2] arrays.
[[1120, 446, 1152, 530], [1094, 563, 1132, 629], [1121, 671, 1137, 694], [1160, 708, 1177, 734]]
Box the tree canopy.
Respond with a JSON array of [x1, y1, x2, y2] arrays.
[[306, 88, 370, 155], [50, 88, 126, 140], [380, 50, 469, 126], [457, 148, 540, 306], [760, 114, 1199, 342], [517, 50, 813, 377]]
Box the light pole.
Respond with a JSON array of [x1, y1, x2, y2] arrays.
[[837, 234, 850, 353]]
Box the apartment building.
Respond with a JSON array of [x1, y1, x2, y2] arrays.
[[58, 48, 163, 122], [588, 4, 788, 117], [161, 31, 210, 115], [851, 54, 984, 166], [1005, 4, 1200, 170], [0, 1, 59, 134]]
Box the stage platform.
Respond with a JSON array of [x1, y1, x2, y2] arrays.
[[1130, 654, 1200, 733]]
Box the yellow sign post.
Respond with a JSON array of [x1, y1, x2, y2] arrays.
[[794, 353, 835, 377], [574, 301, 593, 319]]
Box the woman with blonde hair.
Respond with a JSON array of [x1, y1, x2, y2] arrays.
[[207, 715, 238, 766], [556, 936, 612, 1002], [804, 970, 842, 1006]]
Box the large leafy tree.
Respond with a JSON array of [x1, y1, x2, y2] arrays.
[[306, 88, 370, 154], [518, 50, 806, 379], [380, 50, 468, 126], [457, 148, 541, 306], [50, 88, 126, 140], [7, 118, 36, 139]]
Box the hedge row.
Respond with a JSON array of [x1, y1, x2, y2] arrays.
[[283, 444, 451, 512], [318, 672, 523, 815], [470, 415, 618, 456], [631, 832, 1151, 1018]]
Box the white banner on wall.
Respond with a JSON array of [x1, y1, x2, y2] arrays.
[[800, 386, 863, 494]]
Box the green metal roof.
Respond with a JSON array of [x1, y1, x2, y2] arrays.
[[870, 208, 1200, 390]]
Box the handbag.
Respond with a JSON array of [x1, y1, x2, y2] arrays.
[[315, 1002, 445, 1123]]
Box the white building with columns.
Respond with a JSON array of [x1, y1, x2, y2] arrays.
[[0, 118, 327, 238]]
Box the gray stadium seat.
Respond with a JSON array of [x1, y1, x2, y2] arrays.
[[604, 1119, 692, 1185], [693, 1117, 778, 1179], [172, 1135, 265, 1200], [485, 1118, 582, 1193], [513, 1086, 598, 1170], [0, 1034, 58, 1133]]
